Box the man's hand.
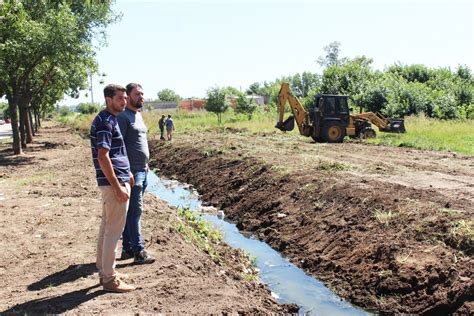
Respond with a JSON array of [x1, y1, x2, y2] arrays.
[[97, 147, 131, 203], [113, 185, 130, 203], [129, 172, 135, 187]]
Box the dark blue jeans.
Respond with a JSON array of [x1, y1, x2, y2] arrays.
[[122, 169, 147, 254]]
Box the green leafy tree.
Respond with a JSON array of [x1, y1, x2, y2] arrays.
[[246, 82, 263, 95], [76, 102, 100, 114], [0, 1, 117, 154], [235, 95, 258, 120], [58, 105, 71, 116], [205, 87, 229, 124], [289, 72, 320, 98], [0, 102, 8, 119], [317, 41, 348, 68], [157, 88, 181, 103], [222, 86, 241, 97], [387, 63, 434, 83], [321, 55, 375, 107]]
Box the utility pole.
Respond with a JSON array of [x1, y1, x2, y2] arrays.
[[89, 73, 94, 104]]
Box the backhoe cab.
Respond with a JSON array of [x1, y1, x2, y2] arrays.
[[275, 82, 405, 143]]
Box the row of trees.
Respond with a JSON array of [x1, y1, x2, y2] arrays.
[[243, 42, 474, 120], [0, 0, 118, 154]]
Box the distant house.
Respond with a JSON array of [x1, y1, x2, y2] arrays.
[[246, 95, 265, 106], [143, 101, 178, 111], [179, 99, 206, 111], [227, 95, 265, 109]]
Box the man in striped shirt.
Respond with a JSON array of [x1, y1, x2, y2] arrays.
[[90, 84, 135, 293]]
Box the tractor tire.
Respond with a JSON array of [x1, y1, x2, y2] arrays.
[[321, 122, 345, 143], [311, 135, 322, 143], [359, 127, 377, 139]]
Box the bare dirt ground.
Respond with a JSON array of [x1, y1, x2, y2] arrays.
[[0, 123, 297, 314], [149, 128, 473, 315]]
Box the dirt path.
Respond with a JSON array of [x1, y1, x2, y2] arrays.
[[149, 129, 473, 314], [0, 123, 296, 314]]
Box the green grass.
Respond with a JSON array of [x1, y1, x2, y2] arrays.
[[59, 109, 473, 155], [143, 110, 278, 136], [56, 113, 95, 136], [449, 220, 473, 249], [368, 115, 474, 155], [316, 159, 351, 171], [176, 207, 223, 260]]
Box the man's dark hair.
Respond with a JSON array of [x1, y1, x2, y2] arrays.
[[103, 84, 126, 99], [126, 83, 143, 95]]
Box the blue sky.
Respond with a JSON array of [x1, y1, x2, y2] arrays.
[[64, 0, 473, 105]]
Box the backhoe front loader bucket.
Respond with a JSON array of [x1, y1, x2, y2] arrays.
[[385, 119, 406, 133], [275, 115, 295, 132]]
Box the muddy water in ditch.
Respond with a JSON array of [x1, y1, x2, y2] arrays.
[[147, 171, 371, 315]]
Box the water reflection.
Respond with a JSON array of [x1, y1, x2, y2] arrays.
[[147, 171, 370, 316]]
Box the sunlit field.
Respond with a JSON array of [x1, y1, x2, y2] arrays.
[[370, 115, 474, 155], [59, 109, 473, 155]]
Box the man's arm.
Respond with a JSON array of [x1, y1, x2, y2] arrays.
[[97, 148, 129, 203], [129, 171, 135, 187], [117, 114, 129, 139]]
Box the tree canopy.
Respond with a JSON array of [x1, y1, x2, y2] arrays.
[[243, 42, 473, 120], [205, 87, 229, 124], [0, 0, 118, 154], [157, 88, 181, 103]]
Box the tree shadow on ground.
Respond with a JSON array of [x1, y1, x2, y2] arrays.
[[28, 263, 97, 291], [0, 147, 35, 166], [1, 285, 105, 315]]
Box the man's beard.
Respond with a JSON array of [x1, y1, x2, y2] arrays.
[[133, 101, 143, 109]]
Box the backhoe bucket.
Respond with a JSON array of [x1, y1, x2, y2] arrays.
[[275, 115, 295, 132], [386, 119, 406, 133]]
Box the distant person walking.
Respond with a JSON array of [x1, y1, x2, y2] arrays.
[[90, 84, 135, 293], [165, 114, 175, 141], [158, 115, 166, 141], [117, 83, 155, 265]]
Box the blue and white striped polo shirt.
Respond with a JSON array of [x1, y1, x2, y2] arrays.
[[90, 110, 131, 186]]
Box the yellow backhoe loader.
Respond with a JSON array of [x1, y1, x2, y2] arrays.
[[275, 82, 406, 143]]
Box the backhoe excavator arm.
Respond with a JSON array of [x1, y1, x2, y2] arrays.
[[275, 83, 311, 136], [353, 112, 406, 133]]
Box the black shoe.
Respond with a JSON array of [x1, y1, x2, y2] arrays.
[[119, 249, 134, 260], [134, 250, 155, 264]]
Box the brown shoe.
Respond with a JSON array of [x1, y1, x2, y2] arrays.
[[99, 272, 129, 286], [102, 277, 135, 293]]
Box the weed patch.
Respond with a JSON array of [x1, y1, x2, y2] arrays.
[[316, 159, 351, 171], [176, 207, 223, 261], [448, 220, 473, 251], [374, 209, 397, 226]]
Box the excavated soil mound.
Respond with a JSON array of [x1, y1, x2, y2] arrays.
[[150, 136, 473, 315]]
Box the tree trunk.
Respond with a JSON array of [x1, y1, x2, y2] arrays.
[[18, 101, 27, 148], [17, 97, 34, 145], [28, 107, 35, 137], [18, 108, 26, 148], [7, 98, 22, 155], [32, 107, 38, 133], [36, 108, 41, 128]]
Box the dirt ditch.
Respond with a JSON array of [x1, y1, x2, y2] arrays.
[[149, 132, 473, 315]]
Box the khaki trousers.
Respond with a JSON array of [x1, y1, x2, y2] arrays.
[[96, 183, 130, 283]]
